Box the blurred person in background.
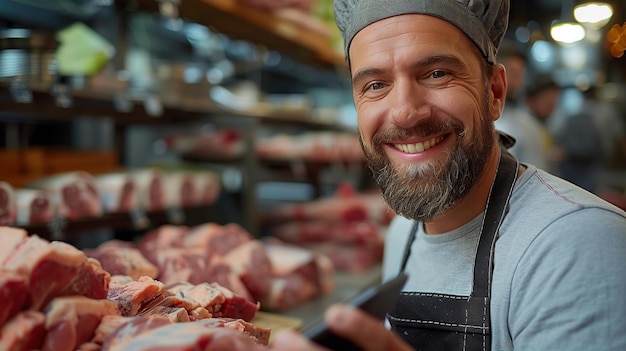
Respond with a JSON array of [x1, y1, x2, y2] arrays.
[[495, 41, 553, 171], [266, 0, 626, 350], [521, 73, 562, 173], [554, 86, 626, 196]]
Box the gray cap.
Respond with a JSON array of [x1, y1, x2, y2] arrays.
[[334, 0, 509, 64]]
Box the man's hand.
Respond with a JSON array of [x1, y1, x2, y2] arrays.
[[270, 304, 414, 351]]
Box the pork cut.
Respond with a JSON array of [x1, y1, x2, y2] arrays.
[[220, 240, 273, 301], [1, 232, 111, 310], [14, 188, 57, 225], [102, 318, 266, 351], [190, 171, 221, 206], [106, 276, 165, 316], [0, 181, 17, 225], [0, 310, 46, 351], [182, 222, 252, 256], [0, 270, 28, 327], [94, 172, 137, 214], [42, 296, 120, 351], [261, 188, 395, 225], [85, 241, 159, 280], [28, 171, 102, 220], [132, 169, 166, 212]]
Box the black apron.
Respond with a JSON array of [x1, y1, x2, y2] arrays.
[[387, 146, 519, 351]]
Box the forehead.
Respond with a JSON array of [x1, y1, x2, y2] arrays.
[[349, 14, 478, 68]]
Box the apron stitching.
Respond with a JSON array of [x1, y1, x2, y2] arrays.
[[400, 293, 470, 299], [483, 297, 488, 351], [386, 316, 489, 329], [463, 308, 469, 351]]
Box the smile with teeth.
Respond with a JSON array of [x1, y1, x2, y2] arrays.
[[394, 135, 444, 154]]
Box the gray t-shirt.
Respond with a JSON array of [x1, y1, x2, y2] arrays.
[[382, 164, 626, 351]]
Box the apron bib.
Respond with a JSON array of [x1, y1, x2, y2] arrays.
[[387, 147, 518, 351]]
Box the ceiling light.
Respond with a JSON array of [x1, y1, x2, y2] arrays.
[[550, 22, 586, 44], [574, 2, 613, 28]]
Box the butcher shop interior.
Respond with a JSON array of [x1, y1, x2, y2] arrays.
[[1, 0, 625, 350]]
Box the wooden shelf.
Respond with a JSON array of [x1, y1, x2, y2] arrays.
[[127, 0, 346, 70], [0, 83, 346, 127]]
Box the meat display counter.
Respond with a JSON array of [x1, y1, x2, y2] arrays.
[[279, 264, 382, 330]]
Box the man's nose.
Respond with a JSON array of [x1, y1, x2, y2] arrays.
[[388, 82, 432, 128]]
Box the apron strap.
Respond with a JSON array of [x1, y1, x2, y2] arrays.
[[400, 146, 519, 298], [472, 148, 518, 297]]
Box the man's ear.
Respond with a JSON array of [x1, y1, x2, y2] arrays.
[[490, 64, 507, 122]]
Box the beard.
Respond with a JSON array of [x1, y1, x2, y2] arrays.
[[361, 98, 495, 222]]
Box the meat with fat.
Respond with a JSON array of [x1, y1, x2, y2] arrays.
[[41, 296, 120, 351], [14, 188, 57, 225], [0, 310, 46, 351], [0, 181, 17, 225], [94, 173, 137, 214], [85, 241, 159, 280], [0, 270, 28, 327], [28, 171, 102, 220], [1, 233, 110, 310]]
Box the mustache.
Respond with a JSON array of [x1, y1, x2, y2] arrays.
[[370, 118, 464, 148]]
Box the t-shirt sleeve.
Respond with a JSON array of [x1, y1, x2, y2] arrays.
[[381, 216, 413, 284], [508, 207, 626, 350]]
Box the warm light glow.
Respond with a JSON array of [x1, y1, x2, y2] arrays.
[[551, 23, 586, 44], [574, 2, 613, 27], [607, 23, 626, 58]]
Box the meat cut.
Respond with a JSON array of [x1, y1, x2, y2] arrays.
[[0, 181, 17, 225], [28, 171, 102, 220], [14, 188, 56, 225]]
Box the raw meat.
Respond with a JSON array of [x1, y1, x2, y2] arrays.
[[1, 233, 111, 310], [261, 188, 395, 225], [260, 239, 335, 311], [162, 171, 196, 209], [0, 181, 17, 225], [85, 241, 159, 280], [94, 172, 137, 214], [183, 222, 252, 255], [106, 276, 165, 316], [220, 240, 273, 301], [103, 319, 265, 351], [28, 171, 102, 220], [42, 296, 120, 351], [101, 315, 171, 351], [132, 169, 166, 212], [190, 171, 221, 206], [0, 311, 46, 351], [0, 270, 28, 327], [137, 224, 188, 262], [0, 226, 28, 264], [14, 188, 57, 225]]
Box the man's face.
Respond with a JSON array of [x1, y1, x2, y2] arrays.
[[349, 14, 500, 221]]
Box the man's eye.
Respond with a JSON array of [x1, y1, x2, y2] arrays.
[[431, 70, 447, 79], [368, 82, 385, 91]]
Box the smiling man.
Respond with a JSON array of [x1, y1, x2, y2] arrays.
[[267, 1, 626, 351]]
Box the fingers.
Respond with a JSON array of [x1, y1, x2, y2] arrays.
[[325, 304, 414, 351], [270, 329, 330, 351]]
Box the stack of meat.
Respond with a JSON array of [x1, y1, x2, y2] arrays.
[[262, 183, 396, 273], [164, 127, 246, 161], [255, 132, 365, 163], [27, 171, 103, 221], [86, 222, 335, 312], [1, 168, 221, 227], [0, 182, 17, 225], [127, 168, 221, 214], [0, 226, 272, 350]]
